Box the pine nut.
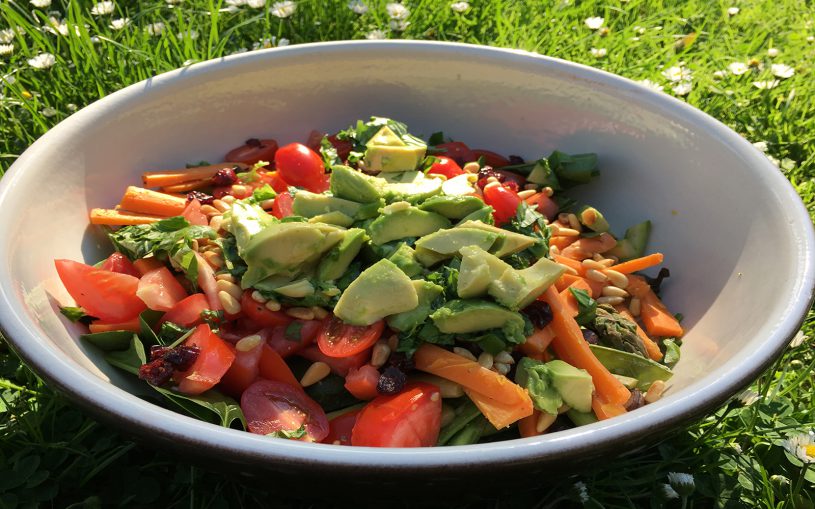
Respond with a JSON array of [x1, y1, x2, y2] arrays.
[[463, 162, 480, 173], [312, 306, 328, 320], [597, 296, 625, 305], [212, 199, 229, 212], [483, 180, 501, 190], [453, 347, 477, 362], [493, 362, 511, 375], [371, 341, 391, 368], [604, 269, 628, 289], [218, 290, 241, 314], [629, 297, 641, 317], [558, 213, 570, 223], [524, 183, 538, 190], [300, 362, 331, 387], [250, 290, 267, 303], [387, 334, 399, 351], [466, 174, 479, 183], [598, 258, 615, 267], [285, 307, 314, 320], [582, 259, 606, 271], [259, 198, 275, 210], [644, 380, 667, 403], [601, 286, 629, 298], [209, 215, 223, 232], [517, 189, 537, 199], [230, 185, 248, 197], [236, 334, 262, 352], [216, 279, 242, 300], [567, 213, 581, 231], [549, 245, 561, 256], [200, 204, 220, 217], [486, 176, 500, 184], [558, 263, 578, 276], [221, 194, 236, 204], [203, 251, 224, 269], [586, 269, 609, 282], [215, 273, 235, 283], [478, 352, 494, 370], [536, 411, 557, 433], [495, 351, 515, 365], [542, 186, 554, 197], [555, 227, 581, 237], [441, 404, 456, 427], [605, 255, 619, 264], [265, 299, 281, 312], [549, 223, 561, 236]]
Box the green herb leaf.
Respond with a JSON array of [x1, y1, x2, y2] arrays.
[[150, 386, 246, 429], [569, 287, 597, 326], [139, 309, 165, 346], [216, 234, 248, 280], [243, 184, 276, 204], [80, 330, 134, 351], [157, 322, 192, 346], [428, 131, 445, 146], [662, 338, 681, 368], [319, 136, 341, 167], [200, 309, 224, 329], [236, 160, 268, 184], [266, 425, 307, 439], [59, 306, 91, 323], [104, 335, 146, 376], [505, 201, 550, 259]]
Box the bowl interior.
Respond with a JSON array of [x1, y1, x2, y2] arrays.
[[0, 42, 811, 471]]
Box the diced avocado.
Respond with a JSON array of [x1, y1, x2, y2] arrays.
[[415, 228, 501, 260], [430, 299, 525, 340], [577, 205, 610, 233], [441, 173, 477, 196], [382, 171, 443, 202], [489, 255, 566, 310], [364, 126, 427, 173], [414, 246, 449, 268], [607, 220, 652, 261], [547, 360, 594, 413], [308, 211, 354, 227], [456, 220, 535, 257], [292, 191, 361, 219], [457, 245, 513, 298], [515, 357, 594, 414], [274, 278, 315, 298], [526, 159, 561, 190], [317, 228, 368, 281], [241, 222, 343, 287], [367, 205, 450, 245], [223, 201, 276, 253], [589, 344, 673, 391], [418, 195, 484, 219], [329, 165, 383, 203], [613, 374, 640, 389], [355, 199, 385, 220], [387, 243, 424, 278], [455, 206, 495, 226], [566, 408, 598, 426], [409, 372, 464, 398], [548, 151, 600, 184], [333, 259, 419, 326], [386, 279, 444, 332]]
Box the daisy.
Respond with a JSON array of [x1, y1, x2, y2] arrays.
[[752, 141, 768, 152], [226, 0, 247, 5], [637, 79, 663, 92], [176, 29, 199, 40], [109, 18, 129, 30], [736, 389, 760, 405], [662, 65, 691, 82], [783, 431, 815, 463], [727, 6, 739, 16], [90, 1, 115, 16], [386, 3, 409, 20], [727, 62, 749, 75], [28, 52, 56, 69], [365, 29, 387, 40], [590, 47, 607, 58], [450, 2, 469, 12], [753, 80, 779, 89], [246, 0, 266, 7], [712, 70, 727, 79], [659, 484, 679, 500], [667, 472, 695, 497], [66, 103, 77, 111], [0, 29, 14, 44], [584, 16, 604, 30], [145, 22, 165, 36], [165, 0, 184, 4], [0, 44, 13, 56], [348, 0, 367, 14], [672, 81, 692, 96], [573, 482, 589, 503], [389, 19, 409, 31], [269, 1, 296, 18], [790, 330, 808, 348], [41, 106, 57, 117], [767, 48, 779, 57], [44, 17, 69, 36], [771, 63, 794, 78], [633, 25, 646, 35], [30, 0, 52, 8]]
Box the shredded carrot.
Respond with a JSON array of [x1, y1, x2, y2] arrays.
[[89, 208, 163, 225], [606, 253, 664, 274], [142, 162, 247, 188], [626, 275, 684, 337], [560, 232, 617, 260], [614, 305, 664, 361], [464, 388, 534, 430], [119, 186, 187, 217]]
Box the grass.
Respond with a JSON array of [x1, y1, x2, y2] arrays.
[[1, 0, 814, 506]]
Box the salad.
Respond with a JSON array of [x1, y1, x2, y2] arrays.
[[55, 117, 684, 447]]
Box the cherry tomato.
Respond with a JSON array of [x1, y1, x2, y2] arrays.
[[182, 199, 208, 226], [225, 139, 279, 165], [344, 365, 380, 400], [174, 324, 236, 395], [426, 156, 464, 179], [55, 259, 146, 322], [471, 149, 511, 168], [271, 191, 294, 219], [258, 171, 290, 193], [241, 379, 329, 442], [258, 344, 300, 387], [298, 346, 369, 377], [160, 293, 210, 328], [274, 143, 327, 193], [264, 320, 322, 358], [219, 337, 264, 398], [482, 184, 523, 226], [322, 408, 361, 445], [528, 192, 559, 221], [240, 291, 292, 328], [435, 141, 475, 166], [351, 382, 442, 447], [136, 267, 188, 312], [100, 253, 140, 278], [316, 316, 385, 359]]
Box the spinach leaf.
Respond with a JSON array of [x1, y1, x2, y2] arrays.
[[427, 131, 445, 146], [139, 309, 164, 346], [157, 322, 191, 346], [151, 386, 246, 429], [216, 234, 247, 280], [396, 322, 455, 356], [319, 136, 342, 167], [60, 306, 93, 324], [104, 335, 146, 376], [662, 338, 681, 368], [243, 184, 276, 205], [80, 330, 134, 351], [425, 261, 460, 299], [569, 287, 597, 326]]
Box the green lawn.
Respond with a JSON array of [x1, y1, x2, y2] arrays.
[[1, 0, 814, 507]]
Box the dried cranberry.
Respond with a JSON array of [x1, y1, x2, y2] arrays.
[[508, 155, 525, 165], [522, 301, 553, 329], [581, 329, 600, 345], [186, 190, 214, 205], [163, 345, 200, 372], [138, 359, 174, 386], [624, 389, 645, 411], [212, 167, 238, 186], [245, 138, 262, 147], [377, 366, 407, 395], [387, 351, 414, 373], [476, 166, 500, 189], [646, 268, 671, 295], [502, 180, 520, 193], [150, 345, 171, 361]]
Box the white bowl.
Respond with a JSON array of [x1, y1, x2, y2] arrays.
[[0, 41, 812, 478]]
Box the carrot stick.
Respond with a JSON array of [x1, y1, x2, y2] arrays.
[[614, 305, 663, 361], [606, 253, 664, 274], [119, 186, 188, 217], [161, 180, 211, 193], [549, 235, 577, 250], [541, 286, 631, 413], [464, 388, 533, 430], [517, 410, 542, 438], [520, 325, 556, 357], [90, 208, 163, 225], [592, 397, 627, 420], [552, 254, 586, 276], [142, 162, 247, 188], [560, 232, 617, 260], [626, 275, 684, 337], [88, 317, 141, 333], [559, 278, 593, 318]]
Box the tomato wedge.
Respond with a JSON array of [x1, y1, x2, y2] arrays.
[[471, 149, 511, 168], [426, 156, 464, 179], [219, 338, 264, 398], [258, 344, 300, 387], [174, 324, 236, 395], [344, 365, 380, 400], [160, 293, 210, 327], [435, 141, 475, 166], [528, 192, 559, 221], [351, 382, 442, 447], [100, 253, 140, 277], [224, 139, 279, 165], [182, 199, 208, 226], [241, 379, 329, 442], [55, 259, 146, 322], [264, 320, 321, 358], [323, 408, 361, 445], [240, 291, 292, 327], [316, 316, 385, 358], [483, 183, 522, 226], [271, 191, 294, 219], [136, 267, 188, 312]]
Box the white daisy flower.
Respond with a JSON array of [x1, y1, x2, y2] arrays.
[[729, 442, 743, 454], [767, 48, 779, 57], [752, 141, 768, 152], [109, 17, 129, 30], [30, 0, 52, 8], [727, 6, 739, 15], [713, 70, 727, 79], [66, 103, 77, 111], [176, 29, 199, 40], [450, 1, 469, 12], [269, 1, 296, 18], [41, 106, 57, 117], [662, 65, 691, 82], [389, 19, 409, 31], [808, 36, 815, 43], [386, 2, 409, 20], [365, 29, 387, 40], [246, 0, 266, 7], [783, 431, 815, 463], [44, 17, 70, 36], [230, 47, 248, 54], [637, 79, 663, 92], [584, 16, 604, 30], [659, 484, 680, 500], [727, 62, 749, 75], [790, 330, 808, 348], [28, 52, 56, 69], [226, 0, 247, 5], [348, 0, 367, 14], [753, 80, 779, 89], [667, 472, 695, 497], [771, 63, 794, 78], [736, 388, 760, 405], [145, 22, 165, 36], [590, 47, 607, 58], [633, 25, 646, 35], [0, 44, 13, 56], [672, 81, 692, 96], [277, 37, 289, 46], [573, 482, 589, 503], [90, 1, 115, 16], [166, 0, 184, 4], [90, 35, 101, 43], [0, 29, 15, 44]]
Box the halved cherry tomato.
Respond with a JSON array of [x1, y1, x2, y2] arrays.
[[271, 191, 294, 219], [55, 259, 146, 323], [471, 149, 511, 168], [133, 257, 165, 277], [426, 156, 464, 179], [483, 183, 522, 226], [100, 253, 140, 278], [161, 293, 210, 327], [175, 324, 236, 395], [344, 365, 380, 400], [219, 338, 264, 398], [322, 408, 361, 445], [274, 143, 327, 193], [527, 192, 559, 221], [264, 320, 322, 358], [351, 382, 442, 447], [435, 141, 475, 166], [316, 316, 385, 358], [225, 139, 279, 165], [182, 199, 208, 226], [240, 291, 292, 327], [298, 346, 369, 377], [241, 379, 329, 442], [136, 267, 188, 312], [258, 344, 300, 387]]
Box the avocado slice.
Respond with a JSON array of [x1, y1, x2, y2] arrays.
[[387, 243, 424, 278], [418, 195, 485, 219], [455, 206, 495, 226], [382, 171, 443, 203], [456, 220, 535, 257], [329, 165, 384, 203], [607, 220, 652, 261], [577, 205, 610, 233], [526, 159, 561, 190], [274, 278, 315, 298], [317, 228, 368, 281], [566, 408, 599, 426], [489, 255, 566, 310], [292, 190, 362, 219], [440, 173, 477, 196], [430, 299, 525, 341], [414, 246, 450, 268], [589, 344, 673, 390], [222, 201, 276, 253], [333, 258, 419, 326], [415, 228, 501, 261], [515, 357, 594, 414], [457, 245, 513, 298], [386, 279, 444, 332], [547, 360, 594, 413], [367, 205, 450, 245], [307, 211, 354, 227], [364, 126, 427, 173]]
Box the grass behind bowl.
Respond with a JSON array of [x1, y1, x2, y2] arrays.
[[1, 0, 814, 507]]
